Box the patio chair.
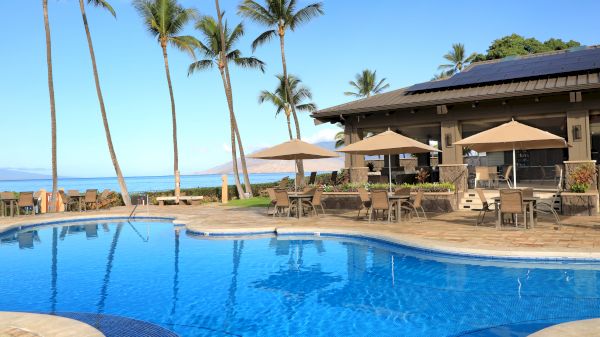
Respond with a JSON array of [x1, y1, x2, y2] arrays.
[[67, 190, 82, 211], [83, 189, 99, 211], [273, 189, 294, 217], [535, 169, 562, 227], [97, 190, 113, 209], [0, 192, 14, 217], [473, 188, 497, 226], [369, 189, 393, 222], [498, 189, 527, 229], [554, 164, 564, 188], [401, 190, 426, 222], [266, 188, 277, 215], [17, 192, 35, 216], [58, 190, 71, 211], [474, 166, 490, 188], [498, 165, 513, 188], [330, 171, 338, 185], [356, 187, 371, 219], [278, 177, 289, 189], [308, 172, 317, 185], [303, 188, 325, 216]]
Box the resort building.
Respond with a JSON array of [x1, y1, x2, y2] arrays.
[[312, 46, 600, 193]]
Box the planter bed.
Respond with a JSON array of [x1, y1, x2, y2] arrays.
[[322, 191, 456, 212]]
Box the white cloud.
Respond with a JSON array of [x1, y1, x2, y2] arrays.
[[304, 127, 341, 144]]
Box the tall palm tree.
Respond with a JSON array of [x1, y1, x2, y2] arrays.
[[258, 74, 316, 140], [431, 70, 452, 80], [344, 69, 389, 98], [238, 0, 324, 181], [79, 0, 131, 206], [188, 14, 264, 198], [438, 43, 477, 76], [134, 0, 199, 201], [43, 0, 58, 212]]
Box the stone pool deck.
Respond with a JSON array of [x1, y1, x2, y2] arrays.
[[0, 312, 104, 337], [3, 203, 600, 259]]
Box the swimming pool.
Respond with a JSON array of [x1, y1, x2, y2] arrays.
[[1, 220, 599, 336]]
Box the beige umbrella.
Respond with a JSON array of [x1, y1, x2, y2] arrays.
[[454, 119, 568, 188], [337, 130, 440, 191], [249, 139, 339, 190]]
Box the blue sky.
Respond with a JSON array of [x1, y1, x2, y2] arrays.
[[1, 0, 599, 177]]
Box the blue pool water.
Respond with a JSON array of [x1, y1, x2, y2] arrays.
[[1, 220, 600, 336]]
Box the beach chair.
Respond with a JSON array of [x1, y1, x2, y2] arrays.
[[498, 189, 527, 229], [473, 188, 497, 226], [17, 192, 35, 216], [356, 187, 371, 219], [401, 190, 426, 222], [308, 172, 317, 185], [83, 189, 99, 210], [369, 190, 393, 222]]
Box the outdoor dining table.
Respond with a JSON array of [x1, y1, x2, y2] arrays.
[[387, 194, 411, 223], [68, 192, 85, 212], [288, 192, 315, 219], [1, 195, 17, 217], [492, 196, 540, 229]]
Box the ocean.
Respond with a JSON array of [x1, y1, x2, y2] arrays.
[[0, 173, 293, 193]]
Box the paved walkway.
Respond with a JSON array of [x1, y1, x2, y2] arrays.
[[530, 318, 600, 337], [0, 312, 104, 337], [2, 203, 600, 259]]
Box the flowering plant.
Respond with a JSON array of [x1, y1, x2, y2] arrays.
[[568, 164, 597, 193]]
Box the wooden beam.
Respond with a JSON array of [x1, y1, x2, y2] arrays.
[[436, 105, 448, 114], [570, 91, 583, 102]]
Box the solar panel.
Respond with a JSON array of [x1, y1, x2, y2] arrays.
[[408, 47, 600, 92]]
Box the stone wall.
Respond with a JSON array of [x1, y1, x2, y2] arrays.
[[439, 164, 468, 192], [399, 158, 418, 171], [348, 167, 369, 184]]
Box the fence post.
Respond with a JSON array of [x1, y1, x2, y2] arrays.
[[221, 175, 228, 204]]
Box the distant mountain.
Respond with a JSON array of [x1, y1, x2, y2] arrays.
[[0, 169, 52, 180], [197, 141, 344, 174]]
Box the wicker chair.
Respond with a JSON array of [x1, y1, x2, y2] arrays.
[[473, 188, 496, 226], [303, 188, 325, 216], [356, 187, 371, 219], [0, 192, 15, 216], [521, 187, 534, 198], [83, 189, 99, 211], [97, 190, 113, 209], [498, 189, 527, 229], [498, 165, 513, 188], [401, 190, 426, 222], [369, 190, 393, 222], [67, 190, 82, 211], [273, 189, 294, 217], [278, 177, 289, 189], [266, 188, 277, 215], [535, 169, 562, 227], [17, 192, 35, 216]]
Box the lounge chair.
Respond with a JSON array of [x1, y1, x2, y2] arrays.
[[369, 190, 393, 222], [498, 165, 513, 188], [266, 188, 277, 215], [401, 190, 426, 222], [473, 188, 497, 226], [356, 187, 371, 219], [83, 189, 99, 210], [273, 189, 294, 217], [498, 189, 527, 229], [17, 192, 35, 216], [308, 172, 317, 185], [330, 171, 338, 185], [303, 188, 325, 216]]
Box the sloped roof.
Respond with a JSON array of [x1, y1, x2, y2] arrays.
[[312, 46, 600, 121]]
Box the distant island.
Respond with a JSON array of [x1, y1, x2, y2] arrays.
[[0, 168, 52, 181]]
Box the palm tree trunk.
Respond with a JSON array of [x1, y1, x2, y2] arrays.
[[43, 0, 58, 213], [215, 0, 252, 198], [160, 41, 181, 202], [219, 68, 244, 198], [79, 0, 131, 206], [286, 114, 293, 140], [278, 33, 304, 183]]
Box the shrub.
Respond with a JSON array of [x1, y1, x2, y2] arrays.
[[568, 164, 597, 193]]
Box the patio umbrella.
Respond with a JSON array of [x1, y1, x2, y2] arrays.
[[454, 119, 568, 188], [337, 130, 440, 191], [249, 139, 339, 191]]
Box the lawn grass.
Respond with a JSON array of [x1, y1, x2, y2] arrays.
[[223, 197, 271, 207]]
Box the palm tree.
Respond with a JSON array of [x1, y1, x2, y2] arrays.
[[78, 0, 131, 206], [134, 0, 199, 201], [43, 0, 58, 212], [188, 14, 264, 198], [438, 43, 477, 76], [431, 70, 452, 80], [238, 0, 324, 181], [344, 69, 390, 98], [259, 74, 316, 140]]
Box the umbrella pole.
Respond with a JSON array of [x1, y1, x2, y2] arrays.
[[512, 146, 517, 189], [294, 160, 298, 192], [388, 154, 392, 192]]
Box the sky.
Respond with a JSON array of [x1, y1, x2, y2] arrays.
[[1, 0, 599, 178]]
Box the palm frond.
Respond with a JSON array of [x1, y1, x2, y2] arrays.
[[88, 0, 116, 18], [296, 102, 316, 112], [344, 91, 362, 97], [289, 2, 324, 30], [237, 0, 276, 26], [169, 35, 201, 59], [188, 59, 214, 75], [232, 56, 266, 72], [251, 29, 276, 52]]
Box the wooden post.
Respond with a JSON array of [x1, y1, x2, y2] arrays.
[[221, 175, 228, 204]]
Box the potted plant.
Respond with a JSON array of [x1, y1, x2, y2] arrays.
[[568, 164, 597, 193]]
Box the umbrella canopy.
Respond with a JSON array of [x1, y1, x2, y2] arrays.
[[249, 139, 339, 160], [454, 119, 568, 188], [454, 120, 568, 152], [337, 130, 440, 155]]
